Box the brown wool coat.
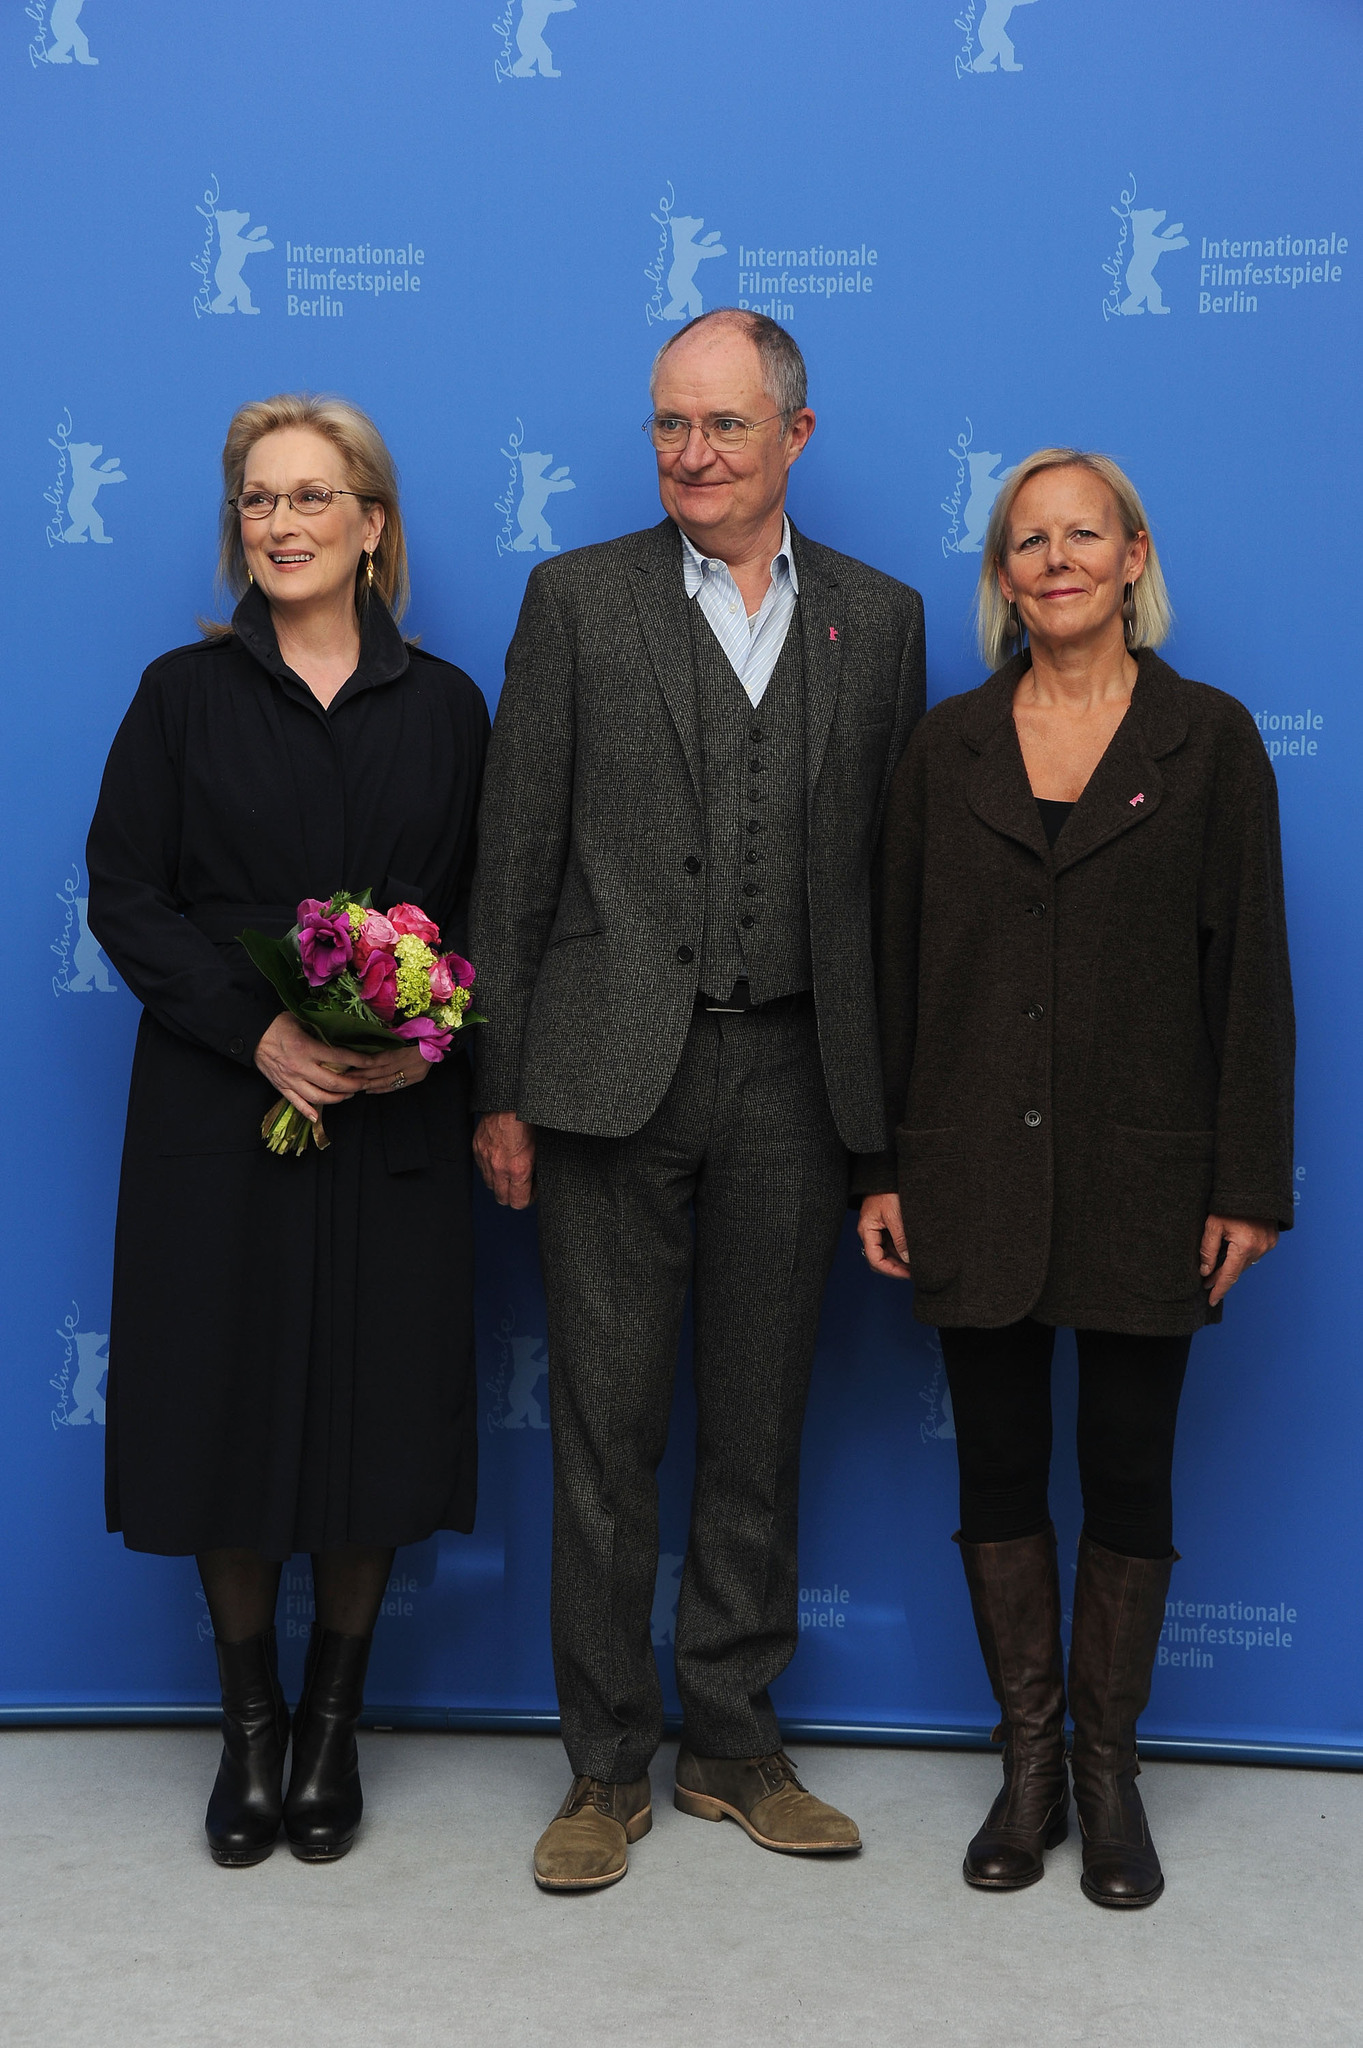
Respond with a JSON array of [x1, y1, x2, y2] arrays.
[[853, 649, 1295, 1335]]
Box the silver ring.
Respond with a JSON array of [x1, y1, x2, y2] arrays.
[[392, 1073, 405, 1090]]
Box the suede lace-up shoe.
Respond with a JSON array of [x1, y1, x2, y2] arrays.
[[674, 1748, 861, 1854], [532, 1774, 653, 1891]]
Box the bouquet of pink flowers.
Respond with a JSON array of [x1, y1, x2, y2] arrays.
[[240, 890, 483, 1156]]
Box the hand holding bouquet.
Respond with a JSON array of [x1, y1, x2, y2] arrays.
[[240, 891, 483, 1156]]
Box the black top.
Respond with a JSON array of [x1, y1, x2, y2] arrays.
[[1034, 797, 1075, 849], [86, 587, 491, 1555]]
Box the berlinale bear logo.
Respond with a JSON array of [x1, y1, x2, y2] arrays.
[[59, 443, 126, 544], [663, 216, 727, 321], [30, 0, 98, 65], [52, 1307, 108, 1430], [494, 0, 576, 80], [211, 209, 275, 315], [1121, 207, 1190, 316]]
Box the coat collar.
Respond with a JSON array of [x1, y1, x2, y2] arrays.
[[627, 515, 843, 805], [960, 647, 1190, 870], [231, 580, 411, 711]]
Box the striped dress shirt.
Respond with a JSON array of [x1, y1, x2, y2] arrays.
[[679, 516, 799, 709]]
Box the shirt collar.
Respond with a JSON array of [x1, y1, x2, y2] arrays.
[[679, 515, 799, 600]]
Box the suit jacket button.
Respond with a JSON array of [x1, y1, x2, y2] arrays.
[[1025, 1003, 1044, 1020], [228, 1037, 245, 1057], [1028, 902, 1047, 917], [676, 945, 694, 964], [684, 855, 702, 874], [1023, 1109, 1042, 1128]]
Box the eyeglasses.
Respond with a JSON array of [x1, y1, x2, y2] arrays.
[[642, 413, 786, 452], [229, 488, 365, 519]]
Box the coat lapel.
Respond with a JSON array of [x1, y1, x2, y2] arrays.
[[791, 527, 842, 802], [961, 649, 1190, 869], [628, 519, 702, 804], [962, 659, 1051, 860], [1051, 652, 1189, 873]]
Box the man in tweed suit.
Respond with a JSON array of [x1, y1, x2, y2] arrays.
[[470, 310, 925, 1890]]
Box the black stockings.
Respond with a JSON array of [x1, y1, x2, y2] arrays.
[[939, 1319, 1191, 1559], [197, 1545, 397, 1644]]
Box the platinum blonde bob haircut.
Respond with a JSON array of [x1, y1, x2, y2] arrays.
[[974, 448, 1173, 671], [212, 391, 410, 627]]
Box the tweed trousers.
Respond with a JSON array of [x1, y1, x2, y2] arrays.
[[535, 1001, 848, 1782]]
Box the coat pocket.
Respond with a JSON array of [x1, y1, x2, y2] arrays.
[[896, 1125, 966, 1293], [1106, 1126, 1216, 1303]]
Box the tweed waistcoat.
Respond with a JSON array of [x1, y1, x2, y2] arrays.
[[691, 602, 812, 1004]]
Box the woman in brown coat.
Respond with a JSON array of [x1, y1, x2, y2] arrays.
[[857, 449, 1294, 1909]]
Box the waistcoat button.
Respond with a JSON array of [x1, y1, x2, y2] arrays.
[[676, 945, 694, 964], [684, 855, 702, 874], [1023, 1109, 1042, 1128], [1025, 1003, 1044, 1020], [740, 915, 755, 929]]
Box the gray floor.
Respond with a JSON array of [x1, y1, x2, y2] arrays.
[[1, 1730, 1359, 2048]]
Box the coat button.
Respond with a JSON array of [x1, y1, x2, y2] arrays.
[[1025, 1003, 1044, 1021], [1023, 1109, 1042, 1128], [676, 945, 694, 964], [1028, 902, 1047, 917], [228, 1037, 245, 1057], [684, 855, 702, 874], [740, 915, 755, 929]]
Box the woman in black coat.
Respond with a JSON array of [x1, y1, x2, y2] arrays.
[[87, 393, 489, 1867], [857, 449, 1294, 1909]]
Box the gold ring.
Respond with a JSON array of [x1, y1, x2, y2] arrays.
[[392, 1074, 405, 1090]]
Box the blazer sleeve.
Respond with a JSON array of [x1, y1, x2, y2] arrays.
[[850, 725, 928, 1197], [467, 565, 577, 1115], [85, 663, 281, 1066], [1199, 712, 1296, 1228]]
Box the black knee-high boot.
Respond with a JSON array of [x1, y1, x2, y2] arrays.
[[283, 1627, 372, 1862], [955, 1525, 1070, 1890], [205, 1629, 290, 1867], [1068, 1532, 1175, 1909]]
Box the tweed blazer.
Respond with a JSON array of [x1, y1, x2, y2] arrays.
[[469, 516, 925, 1149], [854, 649, 1295, 1335]]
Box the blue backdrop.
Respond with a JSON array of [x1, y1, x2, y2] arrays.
[[3, 0, 1359, 1764]]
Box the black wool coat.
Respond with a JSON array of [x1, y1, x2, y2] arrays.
[[86, 587, 489, 1556], [854, 650, 1295, 1335]]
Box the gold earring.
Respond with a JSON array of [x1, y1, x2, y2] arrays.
[[247, 568, 253, 585], [365, 551, 375, 590]]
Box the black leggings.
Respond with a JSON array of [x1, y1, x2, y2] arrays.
[[939, 1319, 1191, 1559]]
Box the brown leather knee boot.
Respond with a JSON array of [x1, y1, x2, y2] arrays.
[[1068, 1532, 1175, 1909], [955, 1525, 1069, 1890]]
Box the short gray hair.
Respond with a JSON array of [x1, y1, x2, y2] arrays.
[[650, 308, 808, 420], [975, 447, 1174, 670]]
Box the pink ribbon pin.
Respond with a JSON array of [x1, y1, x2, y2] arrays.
[[1129, 792, 1145, 807], [829, 626, 838, 641]]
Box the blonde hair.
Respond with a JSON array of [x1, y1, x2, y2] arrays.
[[206, 392, 410, 633], [974, 447, 1173, 670]]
